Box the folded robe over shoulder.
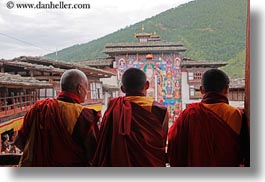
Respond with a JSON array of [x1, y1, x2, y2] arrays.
[[15, 92, 99, 167], [167, 92, 249, 167], [92, 96, 168, 167]]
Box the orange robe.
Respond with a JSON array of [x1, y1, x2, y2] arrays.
[[15, 91, 99, 167], [167, 92, 249, 167], [92, 96, 168, 167]]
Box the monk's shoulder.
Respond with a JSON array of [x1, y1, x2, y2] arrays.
[[152, 101, 167, 111], [183, 103, 201, 113], [80, 108, 99, 121]]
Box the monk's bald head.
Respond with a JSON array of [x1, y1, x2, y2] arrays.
[[122, 68, 147, 92], [60, 69, 88, 92], [201, 69, 229, 92]]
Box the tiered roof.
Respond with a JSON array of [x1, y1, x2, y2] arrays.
[[0, 72, 52, 89], [104, 41, 186, 54]]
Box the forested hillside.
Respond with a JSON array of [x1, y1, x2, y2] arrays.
[[220, 49, 246, 79], [45, 0, 248, 78]]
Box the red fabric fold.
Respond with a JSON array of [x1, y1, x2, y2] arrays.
[[168, 103, 242, 167], [92, 97, 166, 167], [201, 92, 229, 104], [57, 91, 81, 104], [19, 98, 86, 166], [112, 97, 132, 135]]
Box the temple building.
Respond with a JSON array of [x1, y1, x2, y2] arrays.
[[103, 29, 186, 121], [181, 57, 244, 108], [81, 28, 244, 122]]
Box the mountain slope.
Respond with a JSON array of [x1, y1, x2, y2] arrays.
[[220, 49, 246, 79], [45, 0, 247, 78]]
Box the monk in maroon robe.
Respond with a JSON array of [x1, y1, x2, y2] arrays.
[[92, 68, 169, 167], [168, 69, 249, 167], [15, 69, 99, 167]]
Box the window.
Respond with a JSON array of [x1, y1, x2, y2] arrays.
[[194, 72, 202, 80], [188, 72, 194, 80], [90, 82, 103, 100], [139, 38, 148, 43], [189, 85, 195, 97]]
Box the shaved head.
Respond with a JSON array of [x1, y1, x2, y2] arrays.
[[60, 69, 88, 92], [122, 68, 147, 92], [60, 69, 88, 103], [201, 69, 229, 92]]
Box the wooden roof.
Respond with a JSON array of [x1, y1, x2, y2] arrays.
[[181, 60, 227, 68], [104, 41, 186, 54], [9, 56, 116, 78], [230, 78, 245, 89], [77, 58, 113, 67], [0, 72, 53, 89], [0, 59, 64, 74]]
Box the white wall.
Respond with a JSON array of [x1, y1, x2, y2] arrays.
[[100, 76, 118, 87], [39, 88, 56, 99], [181, 71, 200, 110]]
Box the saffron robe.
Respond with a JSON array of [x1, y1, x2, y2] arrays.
[[167, 92, 249, 167], [15, 91, 99, 167], [92, 96, 168, 167]]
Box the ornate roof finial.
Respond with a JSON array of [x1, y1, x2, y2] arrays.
[[142, 24, 144, 32]]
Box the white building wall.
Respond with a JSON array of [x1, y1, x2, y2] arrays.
[[100, 76, 118, 87], [181, 72, 189, 110], [181, 71, 200, 110], [100, 75, 119, 116], [229, 101, 244, 108], [102, 91, 111, 116]]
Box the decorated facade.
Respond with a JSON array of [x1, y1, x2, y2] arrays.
[[104, 29, 186, 121]]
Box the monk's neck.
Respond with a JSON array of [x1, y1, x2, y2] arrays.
[[125, 91, 145, 97]]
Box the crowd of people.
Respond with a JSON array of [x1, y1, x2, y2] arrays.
[[12, 68, 249, 167], [1, 133, 21, 154]]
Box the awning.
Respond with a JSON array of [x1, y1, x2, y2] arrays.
[[0, 104, 102, 134], [83, 104, 102, 112], [0, 117, 23, 134]]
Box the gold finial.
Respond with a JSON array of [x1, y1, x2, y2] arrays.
[[142, 24, 144, 32]]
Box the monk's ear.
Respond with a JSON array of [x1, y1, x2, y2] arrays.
[[223, 85, 229, 94], [145, 81, 150, 90], [200, 86, 205, 94], [77, 84, 82, 94], [121, 85, 126, 93]]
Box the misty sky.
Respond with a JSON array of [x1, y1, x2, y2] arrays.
[[0, 0, 193, 59]]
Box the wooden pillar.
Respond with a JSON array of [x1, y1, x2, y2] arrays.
[[45, 88, 47, 99], [28, 94, 30, 106], [29, 70, 34, 77], [4, 92, 7, 115], [19, 92, 22, 111], [245, 0, 250, 128], [0, 135, 2, 152], [11, 92, 15, 113], [37, 89, 40, 100]]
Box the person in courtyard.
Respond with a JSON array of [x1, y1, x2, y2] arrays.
[[167, 69, 249, 167], [15, 69, 99, 167], [92, 68, 169, 167]]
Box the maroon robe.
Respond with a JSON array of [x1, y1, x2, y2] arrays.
[[15, 91, 99, 167], [92, 96, 168, 167], [167, 92, 249, 167]]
